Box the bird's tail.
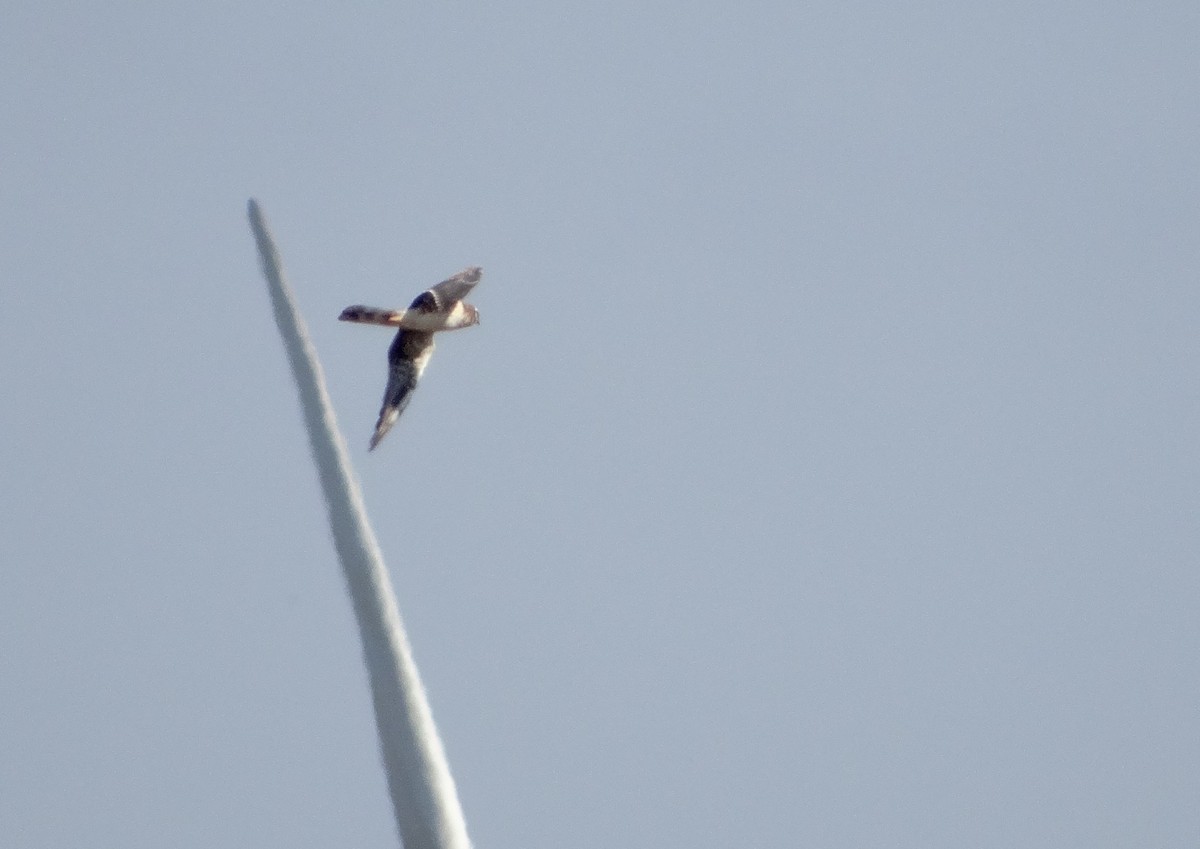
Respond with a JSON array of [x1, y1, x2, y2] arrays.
[[340, 305, 405, 326]]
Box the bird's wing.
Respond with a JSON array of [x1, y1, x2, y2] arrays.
[[369, 331, 435, 450], [411, 266, 482, 311]]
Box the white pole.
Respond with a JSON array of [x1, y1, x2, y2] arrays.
[[248, 199, 471, 849]]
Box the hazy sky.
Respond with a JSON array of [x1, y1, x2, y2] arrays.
[[2, 3, 1197, 847]]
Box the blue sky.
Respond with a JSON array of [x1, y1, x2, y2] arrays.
[[2, 3, 1198, 847]]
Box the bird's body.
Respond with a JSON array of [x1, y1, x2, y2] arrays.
[[339, 266, 481, 450]]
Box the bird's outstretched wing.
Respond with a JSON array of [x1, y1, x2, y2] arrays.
[[411, 266, 482, 312], [370, 331, 434, 450]]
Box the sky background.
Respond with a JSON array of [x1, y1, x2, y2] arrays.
[[2, 2, 1198, 847]]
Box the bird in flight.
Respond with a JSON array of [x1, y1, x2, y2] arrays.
[[339, 266, 482, 450]]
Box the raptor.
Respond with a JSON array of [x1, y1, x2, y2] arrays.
[[339, 266, 481, 450]]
